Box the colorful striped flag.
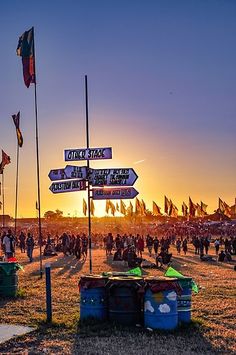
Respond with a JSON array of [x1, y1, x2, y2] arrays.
[[17, 27, 36, 88]]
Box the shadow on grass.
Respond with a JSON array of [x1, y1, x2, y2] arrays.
[[72, 318, 222, 355]]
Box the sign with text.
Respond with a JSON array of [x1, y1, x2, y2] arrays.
[[49, 179, 86, 194], [64, 165, 87, 180], [48, 168, 67, 181], [92, 187, 139, 200], [89, 168, 138, 187], [64, 147, 112, 161]]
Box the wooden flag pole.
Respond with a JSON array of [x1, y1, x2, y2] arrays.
[[85, 75, 92, 274], [33, 28, 43, 278], [14, 143, 20, 238]]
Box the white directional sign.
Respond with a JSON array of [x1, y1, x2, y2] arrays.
[[92, 187, 139, 200], [64, 147, 112, 161], [89, 168, 138, 187], [49, 179, 86, 194]]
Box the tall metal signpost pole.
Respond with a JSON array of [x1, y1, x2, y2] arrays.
[[85, 75, 92, 274]]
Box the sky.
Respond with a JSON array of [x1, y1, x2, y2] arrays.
[[0, 0, 236, 218]]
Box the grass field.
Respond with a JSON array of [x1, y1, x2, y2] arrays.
[[0, 244, 235, 354]]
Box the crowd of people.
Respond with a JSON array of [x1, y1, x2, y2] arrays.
[[1, 221, 236, 266]]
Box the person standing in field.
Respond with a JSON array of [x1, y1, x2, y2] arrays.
[[2, 230, 15, 259], [19, 231, 26, 253], [26, 232, 34, 262], [81, 234, 88, 260], [182, 238, 188, 255], [214, 238, 220, 255], [137, 235, 144, 258]]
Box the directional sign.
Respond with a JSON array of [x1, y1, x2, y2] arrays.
[[49, 179, 86, 194], [92, 187, 139, 200], [64, 147, 112, 161], [89, 168, 138, 187], [64, 165, 87, 179], [48, 168, 67, 181]]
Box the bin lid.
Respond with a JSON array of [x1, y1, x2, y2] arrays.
[[145, 276, 178, 282], [108, 276, 143, 282]]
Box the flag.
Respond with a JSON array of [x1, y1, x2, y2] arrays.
[[106, 200, 111, 214], [17, 27, 36, 88], [164, 196, 171, 215], [127, 201, 134, 216], [90, 199, 95, 216], [0, 150, 11, 173], [116, 202, 119, 212], [218, 198, 225, 214], [201, 201, 208, 215], [83, 198, 87, 216], [189, 197, 196, 217], [135, 197, 141, 215], [110, 201, 116, 216], [196, 203, 202, 217], [153, 201, 162, 216], [182, 202, 188, 217], [0, 201, 2, 210], [141, 199, 147, 216], [223, 201, 231, 218], [120, 200, 126, 215], [169, 201, 178, 218], [12, 112, 23, 147]]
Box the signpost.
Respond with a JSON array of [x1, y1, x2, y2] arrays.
[[49, 179, 86, 194], [48, 166, 87, 181], [64, 147, 112, 161], [49, 76, 139, 275], [89, 168, 138, 187], [92, 187, 139, 200]]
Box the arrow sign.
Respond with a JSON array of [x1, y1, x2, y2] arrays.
[[92, 187, 139, 200], [64, 165, 87, 179], [49, 179, 86, 194], [64, 147, 112, 161], [48, 168, 67, 181], [89, 168, 138, 187]]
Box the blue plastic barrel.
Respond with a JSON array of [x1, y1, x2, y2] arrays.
[[177, 277, 192, 323], [107, 276, 143, 326], [144, 277, 179, 330], [79, 275, 108, 321]]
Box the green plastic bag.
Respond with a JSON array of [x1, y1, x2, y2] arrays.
[[165, 266, 199, 294]]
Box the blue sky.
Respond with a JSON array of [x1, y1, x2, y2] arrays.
[[0, 0, 236, 217]]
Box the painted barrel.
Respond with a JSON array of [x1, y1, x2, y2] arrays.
[[177, 277, 192, 323], [107, 276, 143, 326], [144, 276, 180, 330], [79, 275, 108, 321], [0, 262, 19, 297]]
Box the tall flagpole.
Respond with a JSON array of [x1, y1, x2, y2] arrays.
[[14, 144, 20, 238], [85, 75, 92, 273], [33, 27, 43, 278]]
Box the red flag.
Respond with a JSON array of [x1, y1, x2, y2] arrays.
[[0, 150, 11, 173], [17, 27, 36, 88]]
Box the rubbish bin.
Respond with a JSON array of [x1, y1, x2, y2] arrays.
[[107, 276, 143, 326], [176, 277, 192, 323], [79, 274, 108, 321], [0, 262, 19, 297], [144, 276, 181, 330]]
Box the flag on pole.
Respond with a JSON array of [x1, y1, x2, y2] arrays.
[[83, 198, 87, 216], [110, 201, 116, 216], [218, 198, 225, 214], [164, 196, 171, 215], [189, 197, 196, 217], [141, 199, 147, 216], [135, 197, 141, 215], [0, 150, 11, 173], [201, 201, 208, 215], [106, 200, 111, 214], [120, 200, 126, 215], [127, 201, 134, 216], [169, 201, 178, 218], [16, 27, 36, 88], [90, 199, 95, 216], [12, 112, 23, 147], [153, 201, 162, 216], [116, 202, 119, 212], [182, 202, 188, 217], [223, 201, 231, 218]]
